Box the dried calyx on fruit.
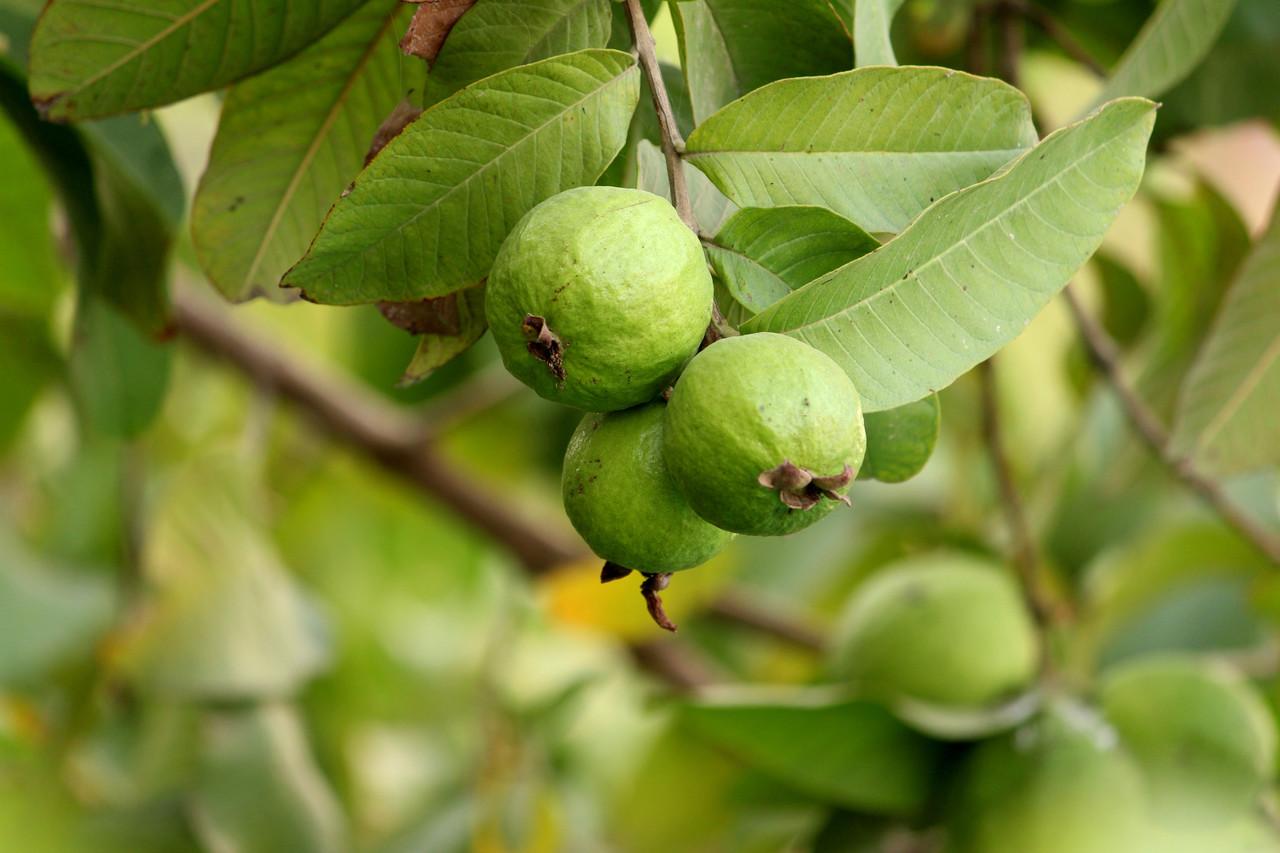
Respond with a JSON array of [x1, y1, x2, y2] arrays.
[[663, 333, 866, 536], [562, 403, 733, 631]]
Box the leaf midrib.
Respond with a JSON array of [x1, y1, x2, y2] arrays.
[[241, 7, 403, 293], [303, 56, 634, 283], [686, 146, 1031, 158], [1195, 324, 1280, 452], [753, 107, 1146, 334]]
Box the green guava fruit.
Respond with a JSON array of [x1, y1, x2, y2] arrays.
[[485, 186, 712, 411], [831, 552, 1039, 709], [947, 707, 1150, 853], [661, 333, 865, 536], [1100, 655, 1275, 826], [562, 403, 733, 575]]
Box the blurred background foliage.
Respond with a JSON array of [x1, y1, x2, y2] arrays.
[[1, 0, 1279, 850]]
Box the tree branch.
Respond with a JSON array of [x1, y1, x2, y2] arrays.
[[704, 591, 827, 653], [623, 0, 695, 232], [977, 359, 1062, 629], [1062, 285, 1280, 564], [1003, 0, 1107, 78], [169, 287, 582, 574]]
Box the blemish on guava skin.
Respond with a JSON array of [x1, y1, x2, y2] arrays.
[[522, 314, 566, 385]]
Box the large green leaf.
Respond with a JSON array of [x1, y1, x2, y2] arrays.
[[423, 0, 613, 105], [855, 0, 907, 67], [1091, 0, 1238, 106], [191, 0, 420, 302], [1, 65, 180, 334], [191, 705, 346, 853], [0, 108, 61, 316], [858, 394, 940, 483], [680, 687, 940, 815], [69, 296, 171, 439], [745, 98, 1156, 412], [0, 317, 59, 448], [1171, 199, 1280, 475], [119, 457, 330, 699], [668, 0, 851, 126], [0, 532, 113, 686], [703, 206, 878, 317], [684, 66, 1039, 234], [28, 0, 363, 120], [282, 49, 639, 305]]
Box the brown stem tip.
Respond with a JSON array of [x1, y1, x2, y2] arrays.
[[601, 561, 634, 583], [758, 460, 854, 510], [522, 314, 565, 384], [640, 572, 678, 632]]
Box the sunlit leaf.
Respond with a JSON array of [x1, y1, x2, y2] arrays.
[[855, 0, 906, 67], [192, 0, 422, 302], [119, 457, 330, 699], [0, 533, 113, 686], [28, 0, 363, 120], [1172, 197, 1280, 475], [745, 98, 1156, 412], [1091, 0, 1238, 107], [685, 66, 1038, 234], [282, 49, 639, 304], [191, 705, 347, 853]]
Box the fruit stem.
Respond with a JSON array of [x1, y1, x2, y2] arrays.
[[640, 572, 678, 632]]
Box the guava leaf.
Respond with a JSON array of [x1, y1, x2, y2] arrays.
[[0, 533, 114, 686], [680, 686, 940, 815], [1171, 197, 1280, 475], [119, 457, 330, 700], [634, 138, 736, 233], [668, 0, 851, 125], [703, 206, 878, 318], [684, 66, 1039, 234], [0, 317, 59, 449], [281, 49, 639, 305], [191, 705, 347, 853], [858, 394, 940, 483], [69, 296, 171, 440], [399, 284, 487, 385], [745, 98, 1156, 413], [423, 0, 613, 105], [1091, 0, 1238, 107], [28, 0, 363, 120], [191, 1, 422, 302], [855, 0, 907, 67], [0, 107, 61, 317]]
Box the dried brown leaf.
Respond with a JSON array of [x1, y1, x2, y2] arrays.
[[378, 293, 461, 336], [365, 99, 423, 166], [399, 0, 476, 64]]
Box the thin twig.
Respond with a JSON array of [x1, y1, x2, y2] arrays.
[[1003, 0, 1107, 77], [977, 359, 1060, 628], [1063, 285, 1280, 564], [623, 0, 695, 232], [996, 1, 1023, 88], [704, 592, 827, 653], [170, 286, 582, 574], [628, 639, 722, 693]]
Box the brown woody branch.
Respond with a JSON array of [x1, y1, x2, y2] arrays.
[[170, 287, 581, 574], [623, 0, 695, 232], [1063, 285, 1280, 565], [977, 359, 1062, 630]]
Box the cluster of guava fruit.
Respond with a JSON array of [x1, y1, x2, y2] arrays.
[[830, 552, 1278, 852], [486, 186, 866, 628]]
